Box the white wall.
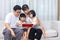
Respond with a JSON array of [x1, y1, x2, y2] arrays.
[[0, 0, 58, 21]]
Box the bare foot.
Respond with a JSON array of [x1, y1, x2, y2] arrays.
[[34, 39, 37, 40]]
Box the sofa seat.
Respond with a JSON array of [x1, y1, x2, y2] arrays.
[[0, 21, 4, 39], [46, 29, 57, 37]]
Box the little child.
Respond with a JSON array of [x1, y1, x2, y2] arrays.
[[28, 10, 40, 27], [15, 13, 29, 40]]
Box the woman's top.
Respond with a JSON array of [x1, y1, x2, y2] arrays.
[[29, 16, 42, 29]]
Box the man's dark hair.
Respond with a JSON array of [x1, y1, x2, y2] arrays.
[[19, 13, 26, 20], [29, 10, 36, 17], [22, 4, 29, 11], [13, 5, 21, 11]]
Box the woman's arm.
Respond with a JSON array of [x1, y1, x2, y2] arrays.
[[36, 17, 40, 25], [40, 21, 47, 38], [36, 17, 47, 38], [40, 26, 47, 38], [34, 17, 40, 26]]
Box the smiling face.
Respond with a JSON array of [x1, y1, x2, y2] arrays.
[[19, 13, 26, 22], [29, 10, 36, 18], [13, 5, 21, 17], [14, 10, 21, 17], [23, 9, 29, 15], [29, 12, 33, 18], [20, 17, 26, 22], [22, 4, 29, 15]]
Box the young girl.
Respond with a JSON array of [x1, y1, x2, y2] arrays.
[[28, 10, 47, 40], [15, 13, 29, 40]]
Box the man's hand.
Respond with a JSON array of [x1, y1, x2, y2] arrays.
[[5, 23, 16, 37], [11, 30, 16, 37]]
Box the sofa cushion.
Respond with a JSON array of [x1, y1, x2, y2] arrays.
[[46, 29, 57, 37], [0, 21, 58, 39], [41, 21, 52, 30]]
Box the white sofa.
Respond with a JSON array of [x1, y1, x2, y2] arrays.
[[41, 21, 59, 40], [0, 21, 60, 40], [0, 21, 4, 39], [41, 21, 58, 37]]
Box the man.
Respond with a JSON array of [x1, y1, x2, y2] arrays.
[[3, 5, 24, 40]]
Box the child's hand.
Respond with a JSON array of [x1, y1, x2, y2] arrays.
[[15, 23, 20, 27], [32, 24, 36, 27]]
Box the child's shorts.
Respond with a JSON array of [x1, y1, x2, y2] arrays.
[[23, 28, 28, 32]]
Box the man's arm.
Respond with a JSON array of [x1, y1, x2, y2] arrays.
[[5, 14, 15, 37], [5, 23, 15, 37], [5, 14, 13, 32], [5, 23, 13, 31]]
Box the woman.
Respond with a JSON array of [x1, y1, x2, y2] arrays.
[[28, 10, 47, 40], [22, 4, 47, 40]]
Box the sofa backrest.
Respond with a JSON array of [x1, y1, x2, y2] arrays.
[[0, 21, 4, 38], [41, 21, 52, 30], [41, 21, 58, 31]]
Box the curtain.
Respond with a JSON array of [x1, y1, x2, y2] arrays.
[[0, 0, 58, 21]]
